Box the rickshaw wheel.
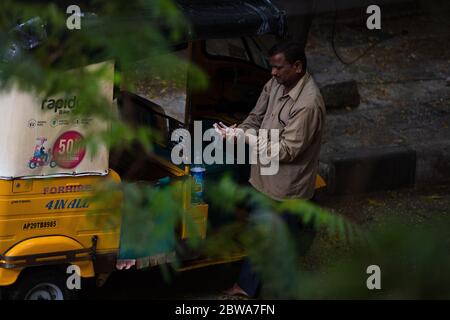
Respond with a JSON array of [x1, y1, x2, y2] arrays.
[[6, 267, 79, 300], [50, 161, 57, 168], [28, 162, 36, 169]]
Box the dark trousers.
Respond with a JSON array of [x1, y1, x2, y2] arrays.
[[237, 196, 317, 298]]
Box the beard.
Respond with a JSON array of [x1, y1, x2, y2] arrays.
[[274, 76, 284, 84]]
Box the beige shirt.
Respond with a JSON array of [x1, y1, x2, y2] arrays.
[[237, 72, 325, 201]]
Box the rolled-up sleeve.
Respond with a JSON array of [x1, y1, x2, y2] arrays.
[[278, 105, 322, 162], [237, 79, 272, 131], [255, 105, 322, 163]]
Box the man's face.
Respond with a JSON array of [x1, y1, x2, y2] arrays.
[[270, 52, 301, 87]]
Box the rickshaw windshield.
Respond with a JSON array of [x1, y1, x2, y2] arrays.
[[121, 44, 189, 124]]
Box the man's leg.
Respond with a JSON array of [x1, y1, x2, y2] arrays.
[[235, 201, 263, 298], [225, 196, 264, 298], [281, 211, 317, 256], [281, 195, 317, 256], [227, 195, 317, 297], [236, 258, 261, 298]]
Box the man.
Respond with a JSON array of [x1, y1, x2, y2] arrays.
[[218, 41, 325, 298]]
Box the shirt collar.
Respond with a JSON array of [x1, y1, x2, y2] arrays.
[[281, 71, 310, 101]]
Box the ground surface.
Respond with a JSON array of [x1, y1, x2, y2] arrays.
[[84, 183, 450, 299], [307, 1, 450, 185]]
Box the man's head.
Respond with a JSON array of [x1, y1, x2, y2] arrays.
[[268, 42, 307, 88]]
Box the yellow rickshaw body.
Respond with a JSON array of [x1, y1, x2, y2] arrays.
[[0, 171, 121, 286]]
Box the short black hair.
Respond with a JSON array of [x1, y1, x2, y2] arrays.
[[268, 41, 307, 70]]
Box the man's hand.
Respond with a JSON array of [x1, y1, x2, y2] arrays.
[[213, 122, 239, 142]]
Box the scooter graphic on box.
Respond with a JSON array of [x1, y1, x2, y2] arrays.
[[28, 137, 57, 169]]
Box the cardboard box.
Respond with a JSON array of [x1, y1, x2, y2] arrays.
[[0, 62, 114, 179]]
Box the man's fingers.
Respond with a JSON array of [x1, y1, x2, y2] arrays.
[[213, 123, 227, 138], [213, 122, 239, 140]]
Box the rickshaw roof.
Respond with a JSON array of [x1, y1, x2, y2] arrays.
[[175, 0, 286, 40], [4, 1, 286, 61]]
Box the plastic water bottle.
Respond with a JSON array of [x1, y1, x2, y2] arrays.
[[190, 163, 206, 204]]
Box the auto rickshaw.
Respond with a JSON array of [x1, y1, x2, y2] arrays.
[[0, 0, 326, 300]]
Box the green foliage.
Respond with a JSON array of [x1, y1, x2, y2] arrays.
[[293, 215, 450, 299], [205, 174, 361, 298], [119, 182, 182, 258], [0, 0, 206, 157]]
